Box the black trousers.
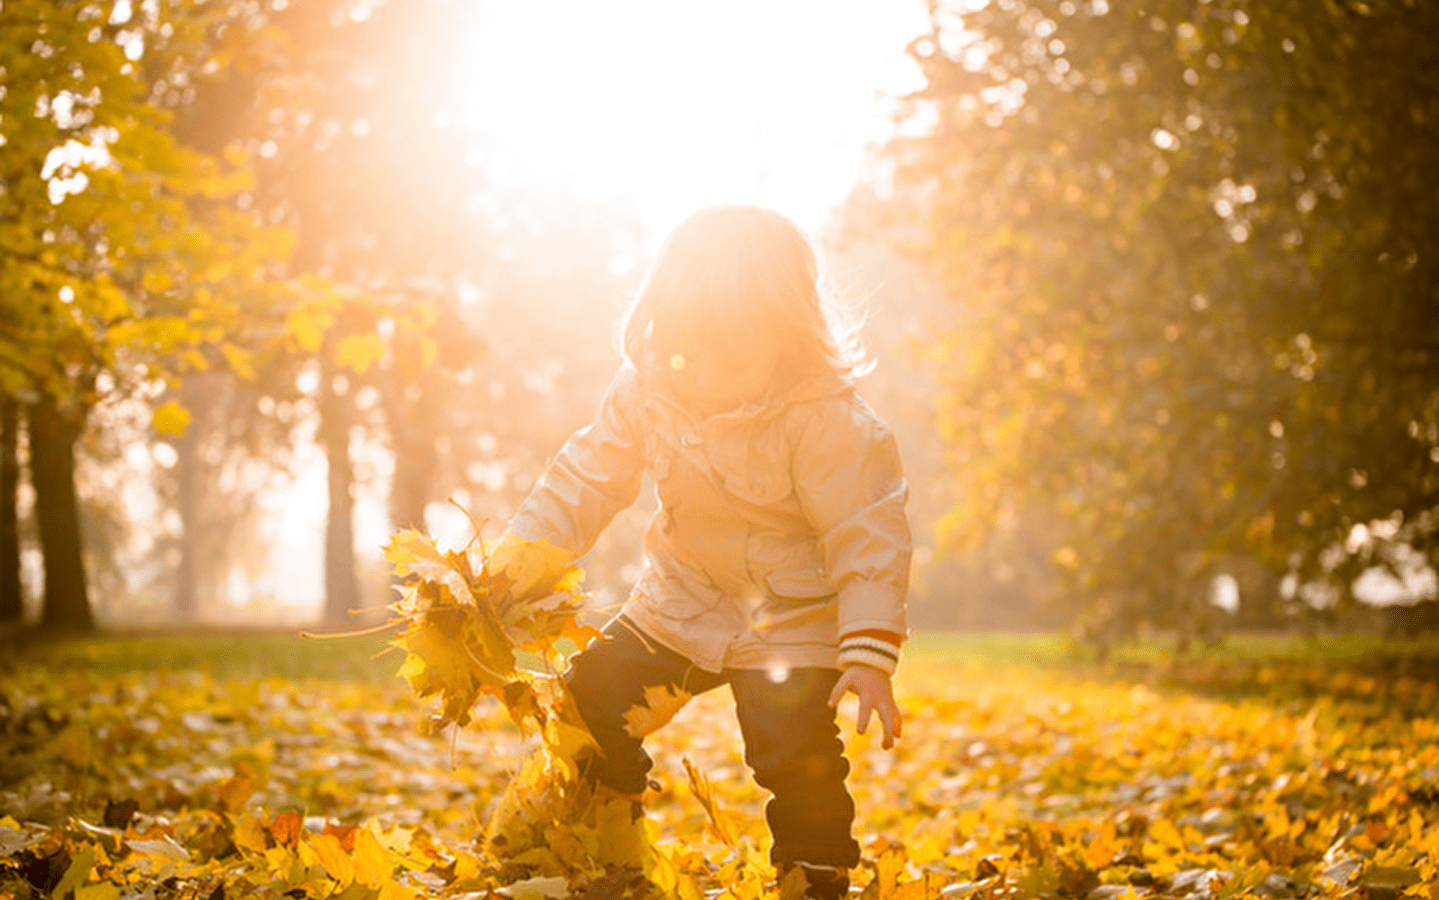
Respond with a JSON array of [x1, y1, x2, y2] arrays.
[[566, 617, 862, 870]]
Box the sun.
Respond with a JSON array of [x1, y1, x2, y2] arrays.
[[436, 0, 928, 235]]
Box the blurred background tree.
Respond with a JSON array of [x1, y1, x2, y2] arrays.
[[1, 0, 644, 630], [856, 0, 1439, 649], [0, 0, 290, 631], [171, 0, 644, 624]]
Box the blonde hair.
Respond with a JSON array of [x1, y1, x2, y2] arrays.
[[621, 205, 867, 382]]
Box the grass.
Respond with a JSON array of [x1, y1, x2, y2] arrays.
[[905, 627, 1439, 669], [7, 623, 1439, 692], [1, 626, 401, 683]]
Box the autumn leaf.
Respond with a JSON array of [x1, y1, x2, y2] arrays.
[[683, 758, 741, 851], [623, 684, 693, 739], [152, 399, 191, 437], [286, 304, 333, 352], [215, 774, 254, 814], [49, 844, 96, 900], [219, 342, 256, 380], [269, 811, 303, 848], [308, 831, 356, 888], [74, 883, 120, 900], [336, 331, 386, 374], [496, 875, 569, 900], [231, 813, 270, 855]]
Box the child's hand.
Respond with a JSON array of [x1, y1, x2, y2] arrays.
[[827, 665, 902, 749]]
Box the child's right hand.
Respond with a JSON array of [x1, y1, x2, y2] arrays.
[[827, 665, 902, 749]]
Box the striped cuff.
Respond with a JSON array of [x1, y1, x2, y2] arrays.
[[837, 634, 901, 676]]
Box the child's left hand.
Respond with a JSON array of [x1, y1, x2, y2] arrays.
[[828, 665, 902, 749]]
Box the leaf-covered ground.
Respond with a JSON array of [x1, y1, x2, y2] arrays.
[[2, 631, 1437, 899]]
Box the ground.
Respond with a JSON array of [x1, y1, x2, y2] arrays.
[[1, 629, 1436, 899]]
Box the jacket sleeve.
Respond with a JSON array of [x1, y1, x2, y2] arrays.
[[505, 365, 647, 557], [792, 394, 912, 672]]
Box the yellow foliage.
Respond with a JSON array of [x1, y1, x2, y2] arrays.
[[152, 400, 191, 438], [307, 832, 355, 888], [5, 629, 1439, 900], [336, 331, 386, 374], [286, 304, 333, 352], [220, 342, 256, 380]]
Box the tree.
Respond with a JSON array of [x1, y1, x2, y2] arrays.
[[0, 398, 19, 624], [165, 0, 486, 623], [865, 0, 1439, 644], [0, 0, 288, 631]]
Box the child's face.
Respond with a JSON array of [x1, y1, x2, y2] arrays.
[[655, 318, 781, 417]]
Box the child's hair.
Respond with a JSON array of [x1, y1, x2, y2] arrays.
[[620, 205, 868, 381]]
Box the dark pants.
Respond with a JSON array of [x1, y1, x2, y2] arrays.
[[566, 618, 862, 870]]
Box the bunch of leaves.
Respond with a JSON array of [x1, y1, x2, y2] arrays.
[[377, 527, 709, 894], [379, 528, 596, 734]]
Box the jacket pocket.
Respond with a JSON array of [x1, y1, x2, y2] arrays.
[[633, 566, 724, 621], [764, 568, 836, 601]]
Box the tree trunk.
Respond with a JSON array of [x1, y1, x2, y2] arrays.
[[320, 372, 360, 623], [0, 396, 21, 624], [171, 385, 204, 622], [28, 396, 93, 633], [388, 417, 437, 532], [381, 362, 441, 534], [172, 424, 201, 621]]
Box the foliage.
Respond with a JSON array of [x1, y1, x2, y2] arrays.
[[3, 631, 1438, 898], [379, 528, 594, 734], [0, 0, 290, 404], [0, 0, 296, 630], [865, 0, 1439, 640]]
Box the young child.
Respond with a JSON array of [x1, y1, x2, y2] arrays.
[[497, 205, 911, 900]]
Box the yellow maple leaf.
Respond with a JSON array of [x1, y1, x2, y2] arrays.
[[152, 400, 191, 438], [582, 792, 657, 872], [74, 884, 121, 900], [215, 775, 253, 814], [286, 304, 332, 352], [352, 824, 396, 889], [683, 757, 739, 850], [336, 331, 386, 374], [378, 880, 418, 900], [384, 529, 459, 587], [498, 874, 570, 899], [307, 832, 355, 888], [1148, 816, 1184, 849], [487, 534, 576, 606], [547, 717, 601, 779], [622, 684, 693, 739], [231, 812, 270, 855]]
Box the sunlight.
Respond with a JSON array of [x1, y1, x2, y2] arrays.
[[452, 0, 927, 233]]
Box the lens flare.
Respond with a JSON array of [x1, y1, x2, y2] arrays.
[[765, 662, 791, 684]]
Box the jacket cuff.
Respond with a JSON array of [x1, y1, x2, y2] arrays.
[[837, 581, 907, 638], [837, 633, 901, 675]]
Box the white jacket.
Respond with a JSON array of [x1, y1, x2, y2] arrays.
[[508, 363, 911, 673]]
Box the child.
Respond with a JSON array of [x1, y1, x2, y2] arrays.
[[497, 205, 911, 900]]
